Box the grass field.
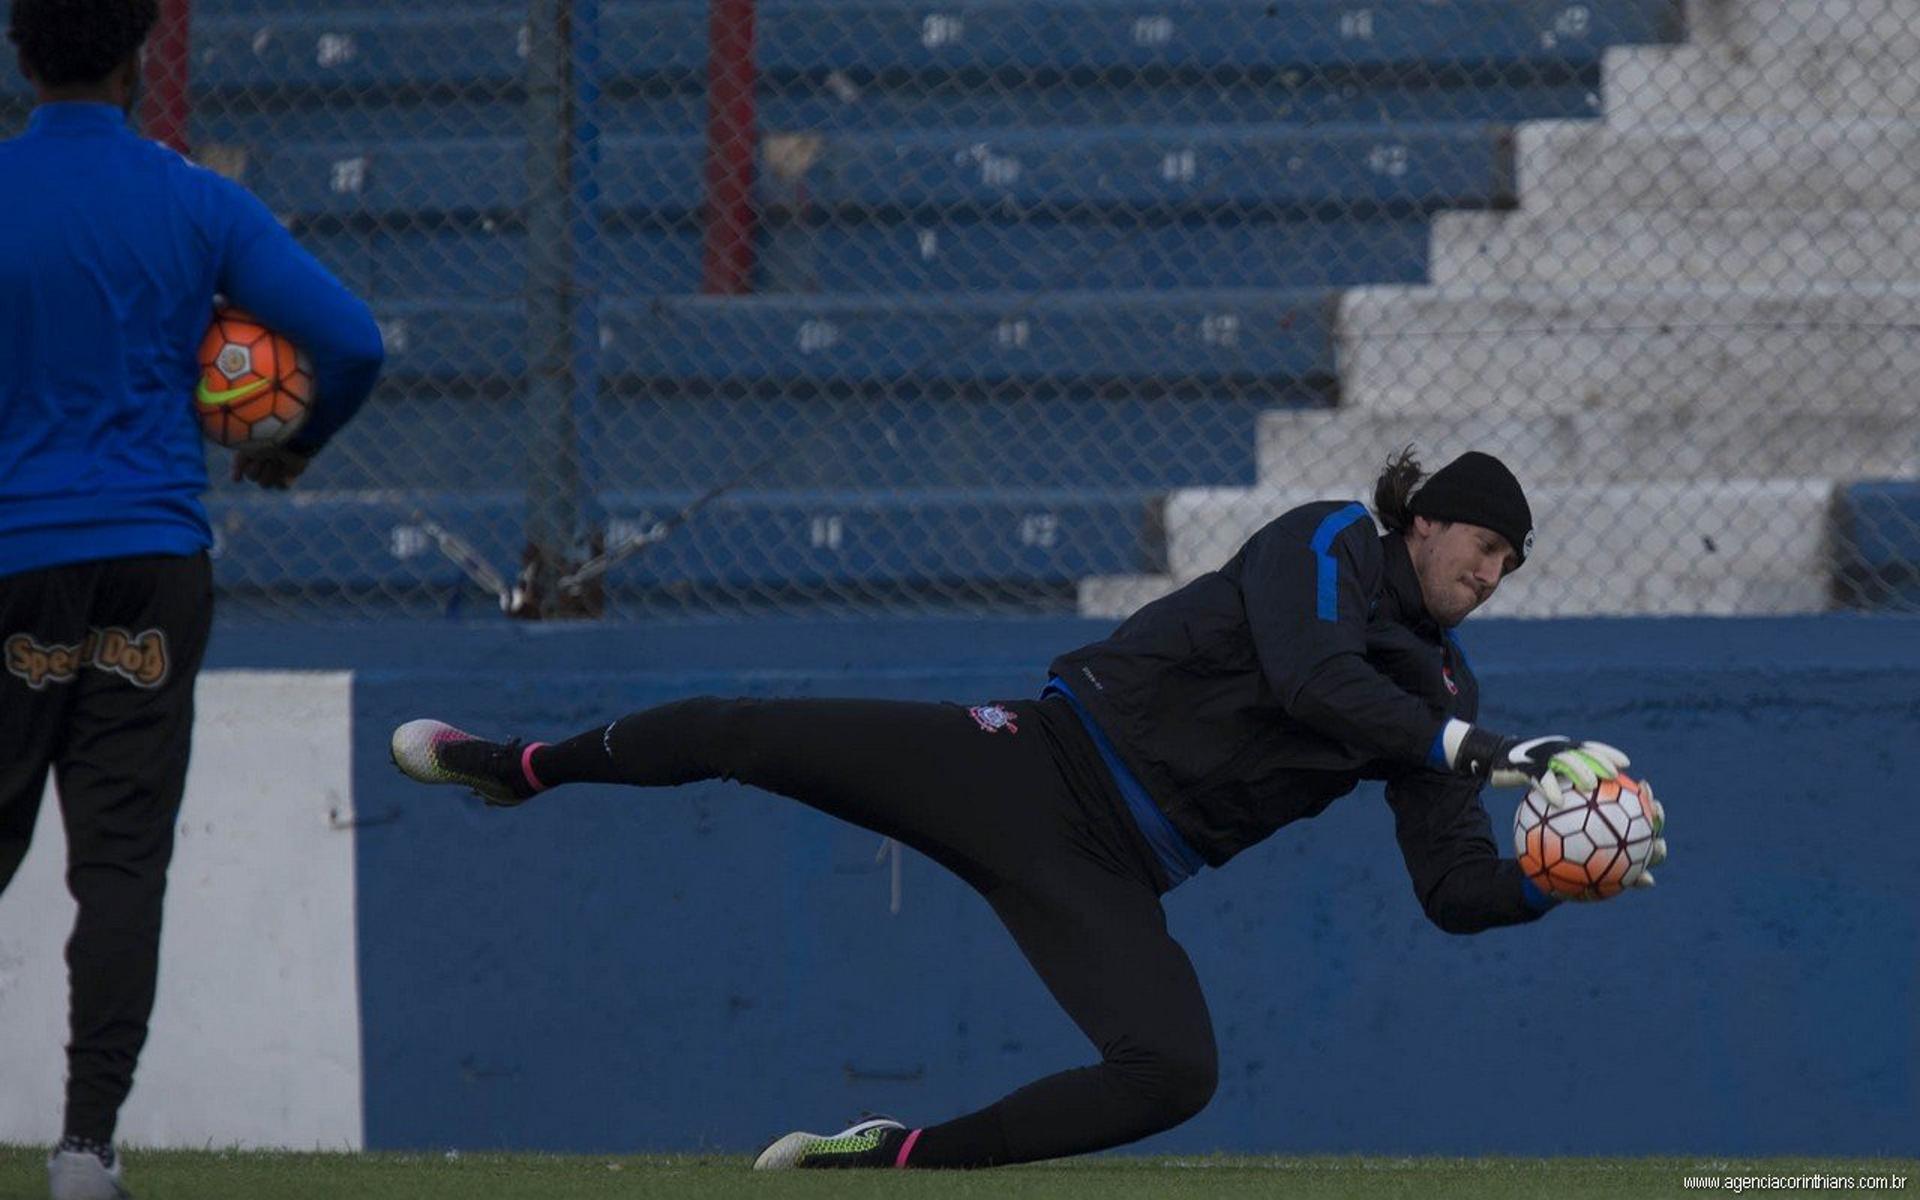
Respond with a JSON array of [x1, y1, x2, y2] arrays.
[[3, 1150, 1915, 1200]]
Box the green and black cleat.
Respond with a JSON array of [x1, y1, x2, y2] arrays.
[[752, 1117, 908, 1170]]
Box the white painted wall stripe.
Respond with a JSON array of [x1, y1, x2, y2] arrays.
[[0, 671, 363, 1150]]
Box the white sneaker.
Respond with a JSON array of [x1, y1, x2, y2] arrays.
[[752, 1117, 907, 1170], [47, 1150, 130, 1200]]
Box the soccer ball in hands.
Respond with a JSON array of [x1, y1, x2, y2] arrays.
[[1514, 773, 1662, 902], [194, 307, 314, 449]]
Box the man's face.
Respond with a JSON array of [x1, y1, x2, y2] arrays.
[[1407, 517, 1518, 627]]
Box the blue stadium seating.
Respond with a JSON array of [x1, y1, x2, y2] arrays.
[[172, 0, 1652, 141], [281, 389, 1302, 492], [182, 1, 1679, 87], [302, 217, 1426, 298], [245, 124, 1508, 219], [757, 217, 1434, 292], [1835, 483, 1920, 610], [361, 290, 1333, 387], [193, 80, 1602, 144], [206, 487, 1166, 598], [4, 0, 1691, 607], [244, 136, 697, 219], [303, 228, 707, 299], [767, 123, 1512, 212]]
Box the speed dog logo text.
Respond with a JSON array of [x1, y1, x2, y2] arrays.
[[5, 628, 171, 690]]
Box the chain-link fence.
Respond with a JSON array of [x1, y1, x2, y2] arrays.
[[9, 0, 1917, 619]]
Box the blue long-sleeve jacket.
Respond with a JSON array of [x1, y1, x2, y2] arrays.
[[0, 102, 382, 577]]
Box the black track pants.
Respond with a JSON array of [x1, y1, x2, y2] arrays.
[[0, 553, 213, 1143], [532, 694, 1219, 1166]]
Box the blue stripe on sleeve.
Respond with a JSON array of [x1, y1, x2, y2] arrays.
[[1520, 876, 1561, 912], [1445, 630, 1473, 673], [1308, 503, 1370, 622], [1427, 724, 1449, 768]]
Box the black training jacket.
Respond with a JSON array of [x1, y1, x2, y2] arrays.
[[1049, 499, 1545, 933]]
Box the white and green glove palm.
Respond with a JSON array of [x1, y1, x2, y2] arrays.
[[1640, 777, 1668, 888]]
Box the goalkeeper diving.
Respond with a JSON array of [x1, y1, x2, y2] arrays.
[[392, 448, 1666, 1169]]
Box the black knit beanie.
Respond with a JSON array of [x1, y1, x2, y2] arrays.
[[1407, 451, 1534, 567]]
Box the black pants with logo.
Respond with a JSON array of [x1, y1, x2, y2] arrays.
[[0, 552, 213, 1143], [533, 693, 1220, 1166]]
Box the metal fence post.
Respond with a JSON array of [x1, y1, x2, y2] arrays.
[[138, 0, 192, 155], [519, 0, 597, 617], [702, 0, 758, 295]]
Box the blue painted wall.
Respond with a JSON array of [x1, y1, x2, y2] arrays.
[[209, 616, 1920, 1156]]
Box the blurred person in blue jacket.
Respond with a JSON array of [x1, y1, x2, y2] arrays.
[[1, 3, 382, 1196]]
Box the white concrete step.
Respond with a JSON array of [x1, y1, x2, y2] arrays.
[[1255, 407, 1920, 491], [1077, 485, 1354, 618], [1162, 486, 1366, 580], [1077, 480, 1839, 619], [1077, 573, 1179, 619], [1431, 209, 1920, 290], [1685, 0, 1918, 56], [1462, 479, 1836, 617], [1337, 283, 1920, 416], [1605, 43, 1920, 127], [1516, 118, 1920, 215]]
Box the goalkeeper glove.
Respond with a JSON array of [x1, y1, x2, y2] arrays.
[[1636, 779, 1668, 889], [1441, 719, 1630, 809]]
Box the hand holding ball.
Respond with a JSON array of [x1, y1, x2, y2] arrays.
[[1515, 773, 1666, 902], [194, 307, 313, 450]]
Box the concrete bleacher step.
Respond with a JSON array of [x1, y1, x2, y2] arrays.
[[1077, 573, 1186, 619], [1335, 283, 1920, 414], [210, 488, 1165, 596], [1254, 408, 1920, 491], [1603, 42, 1920, 127], [1512, 117, 1920, 214], [1077, 479, 1840, 619], [372, 291, 1335, 389], [1684, 0, 1915, 56], [1429, 209, 1920, 289]]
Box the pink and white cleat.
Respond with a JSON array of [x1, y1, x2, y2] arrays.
[[389, 719, 545, 807]]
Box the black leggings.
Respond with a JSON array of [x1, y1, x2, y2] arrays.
[[0, 553, 213, 1143], [531, 694, 1218, 1167]]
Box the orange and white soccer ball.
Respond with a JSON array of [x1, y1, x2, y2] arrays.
[[194, 307, 314, 449], [1514, 773, 1662, 901]]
